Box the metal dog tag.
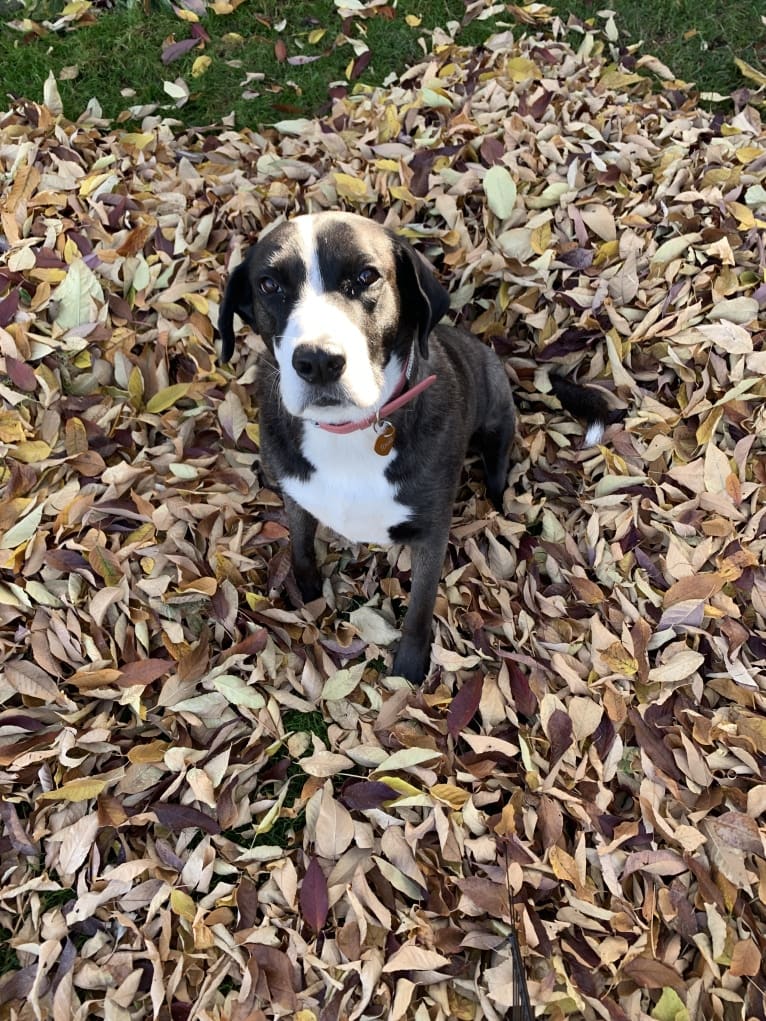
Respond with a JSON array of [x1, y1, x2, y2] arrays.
[[373, 420, 396, 456]]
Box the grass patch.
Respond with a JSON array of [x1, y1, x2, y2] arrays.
[[548, 0, 766, 98], [2, 1, 762, 127], [0, 0, 504, 127], [0, 929, 20, 977]]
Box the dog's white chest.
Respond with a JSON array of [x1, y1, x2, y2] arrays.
[[282, 426, 408, 545]]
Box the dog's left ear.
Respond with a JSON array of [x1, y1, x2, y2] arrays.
[[218, 260, 254, 363], [393, 237, 450, 358]]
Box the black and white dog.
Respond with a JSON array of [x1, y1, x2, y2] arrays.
[[218, 212, 606, 683]]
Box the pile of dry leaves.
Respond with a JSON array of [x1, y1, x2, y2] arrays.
[[1, 6, 766, 1020]]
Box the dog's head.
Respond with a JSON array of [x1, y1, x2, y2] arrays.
[[218, 212, 450, 424]]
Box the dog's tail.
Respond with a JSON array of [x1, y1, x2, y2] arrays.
[[550, 376, 611, 446]]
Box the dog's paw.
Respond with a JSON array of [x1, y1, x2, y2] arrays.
[[391, 641, 431, 685]]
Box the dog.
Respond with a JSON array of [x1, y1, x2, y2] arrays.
[[218, 211, 607, 683]]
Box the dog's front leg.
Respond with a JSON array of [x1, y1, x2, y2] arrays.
[[392, 526, 450, 684], [283, 494, 322, 602]]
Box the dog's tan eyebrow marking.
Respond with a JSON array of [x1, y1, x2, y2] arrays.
[[294, 215, 322, 295]]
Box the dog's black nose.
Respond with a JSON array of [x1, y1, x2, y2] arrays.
[[292, 346, 346, 384]]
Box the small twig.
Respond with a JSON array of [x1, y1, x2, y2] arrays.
[[501, 839, 534, 1021]]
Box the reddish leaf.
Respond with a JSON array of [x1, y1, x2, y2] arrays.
[[447, 672, 484, 738], [0, 288, 19, 327], [224, 628, 268, 659], [162, 37, 199, 64], [248, 946, 297, 1010], [628, 708, 682, 782], [150, 803, 220, 834], [118, 658, 172, 687], [349, 50, 372, 79], [0, 799, 37, 856], [504, 658, 538, 718], [547, 709, 573, 766], [622, 956, 685, 992], [341, 781, 396, 810], [189, 22, 210, 42], [5, 355, 36, 392], [274, 38, 287, 63], [300, 856, 329, 934]]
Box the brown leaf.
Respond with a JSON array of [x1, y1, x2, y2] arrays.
[[299, 856, 329, 934], [622, 956, 685, 992], [447, 672, 484, 737], [728, 938, 761, 977]]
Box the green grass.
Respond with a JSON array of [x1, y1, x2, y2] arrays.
[[548, 0, 766, 98], [1, 1, 763, 127], [0, 928, 20, 977], [0, 0, 502, 127]]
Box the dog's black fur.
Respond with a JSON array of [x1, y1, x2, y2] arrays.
[[219, 212, 600, 683]]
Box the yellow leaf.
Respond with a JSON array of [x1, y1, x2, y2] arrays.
[[333, 172, 369, 201], [175, 7, 198, 20], [549, 844, 581, 886], [405, 14, 421, 26], [191, 55, 212, 78], [39, 777, 108, 802], [389, 185, 418, 204], [128, 366, 144, 406], [0, 412, 26, 444], [65, 417, 88, 456], [506, 56, 541, 83], [429, 783, 469, 809], [170, 888, 197, 921], [530, 221, 552, 255], [145, 383, 191, 414], [62, 0, 91, 15], [696, 408, 723, 446], [185, 292, 209, 314], [735, 146, 764, 165], [79, 172, 113, 197], [598, 68, 646, 90], [595, 239, 619, 265], [11, 441, 51, 464], [245, 422, 260, 445], [734, 57, 766, 88], [378, 104, 401, 142], [128, 740, 168, 764], [601, 641, 639, 677], [374, 775, 420, 798], [126, 521, 155, 546], [119, 132, 155, 150], [308, 28, 325, 44], [63, 238, 79, 263]]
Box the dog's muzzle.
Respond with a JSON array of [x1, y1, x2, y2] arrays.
[[292, 345, 346, 386]]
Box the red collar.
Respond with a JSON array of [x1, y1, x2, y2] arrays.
[[315, 359, 437, 435]]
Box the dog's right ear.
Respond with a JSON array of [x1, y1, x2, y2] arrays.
[[218, 260, 254, 363], [392, 237, 450, 359]]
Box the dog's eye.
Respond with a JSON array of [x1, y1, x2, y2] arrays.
[[258, 275, 281, 296], [356, 267, 380, 288]]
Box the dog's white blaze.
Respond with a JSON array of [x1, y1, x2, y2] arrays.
[[274, 215, 388, 421], [282, 426, 408, 544]]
